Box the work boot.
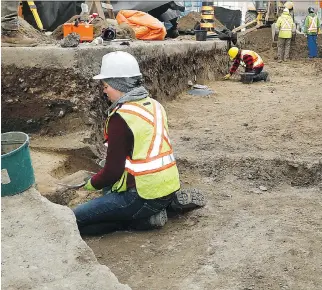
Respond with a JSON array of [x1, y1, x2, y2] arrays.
[[149, 209, 168, 228], [1, 30, 37, 47], [253, 71, 269, 82], [129, 209, 168, 230], [277, 59, 283, 63], [261, 71, 270, 82], [171, 188, 206, 211]]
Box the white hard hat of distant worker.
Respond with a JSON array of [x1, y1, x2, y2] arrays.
[[93, 51, 142, 80]]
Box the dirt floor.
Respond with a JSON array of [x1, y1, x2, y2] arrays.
[[28, 58, 322, 290]]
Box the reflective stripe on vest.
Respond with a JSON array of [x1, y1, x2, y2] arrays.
[[308, 16, 318, 32], [240, 50, 263, 68], [125, 153, 175, 176], [281, 18, 292, 31], [117, 99, 175, 176]]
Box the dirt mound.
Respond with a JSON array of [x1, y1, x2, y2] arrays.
[[178, 11, 201, 32], [178, 11, 225, 33], [18, 17, 54, 44], [241, 27, 322, 60], [52, 17, 136, 40], [292, 34, 322, 59], [241, 27, 272, 53]]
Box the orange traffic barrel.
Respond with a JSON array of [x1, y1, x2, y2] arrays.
[[200, 1, 214, 31]]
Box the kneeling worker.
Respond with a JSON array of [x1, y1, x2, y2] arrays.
[[73, 51, 205, 236], [224, 47, 269, 82]]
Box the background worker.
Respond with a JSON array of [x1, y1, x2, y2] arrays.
[[304, 7, 320, 58], [73, 51, 205, 236], [1, 1, 37, 46], [224, 47, 269, 82], [276, 7, 295, 62]]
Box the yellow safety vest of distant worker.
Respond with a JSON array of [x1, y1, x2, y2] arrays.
[[276, 9, 294, 39]]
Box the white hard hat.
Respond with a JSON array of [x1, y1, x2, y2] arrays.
[[93, 51, 142, 80], [284, 1, 293, 10], [283, 7, 289, 13]]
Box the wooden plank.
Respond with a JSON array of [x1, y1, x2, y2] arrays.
[[106, 0, 115, 19], [232, 19, 257, 33], [94, 1, 106, 20]]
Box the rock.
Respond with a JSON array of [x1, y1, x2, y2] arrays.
[[288, 162, 299, 168], [60, 33, 80, 48], [259, 186, 268, 191], [120, 41, 130, 46], [180, 136, 191, 141], [252, 188, 262, 194], [2, 188, 131, 290], [242, 123, 249, 127], [91, 36, 104, 45], [58, 110, 65, 118]]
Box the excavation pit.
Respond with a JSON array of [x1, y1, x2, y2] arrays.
[[2, 40, 322, 290]]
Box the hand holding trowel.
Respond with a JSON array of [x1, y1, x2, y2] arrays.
[[56, 170, 96, 191]]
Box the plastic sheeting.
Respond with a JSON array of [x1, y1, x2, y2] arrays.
[[214, 6, 241, 30], [22, 1, 82, 31], [22, 1, 183, 31], [116, 10, 166, 40]]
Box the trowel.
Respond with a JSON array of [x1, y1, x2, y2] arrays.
[[56, 170, 96, 189]]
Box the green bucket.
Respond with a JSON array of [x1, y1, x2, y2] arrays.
[[1, 132, 35, 197]]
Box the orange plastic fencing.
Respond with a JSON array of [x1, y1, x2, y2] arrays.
[[116, 10, 166, 40]]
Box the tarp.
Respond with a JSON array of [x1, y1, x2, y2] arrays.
[[22, 1, 183, 31], [116, 10, 166, 40], [214, 6, 241, 30], [22, 1, 81, 31]]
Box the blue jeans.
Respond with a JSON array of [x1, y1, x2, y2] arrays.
[[73, 187, 173, 235], [307, 34, 318, 58]]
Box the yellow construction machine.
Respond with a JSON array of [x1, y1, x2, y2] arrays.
[[231, 1, 294, 35]]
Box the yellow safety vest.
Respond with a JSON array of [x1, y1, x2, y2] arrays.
[[308, 16, 318, 33], [240, 50, 264, 68], [280, 17, 292, 31], [105, 97, 180, 199], [276, 13, 294, 38]]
